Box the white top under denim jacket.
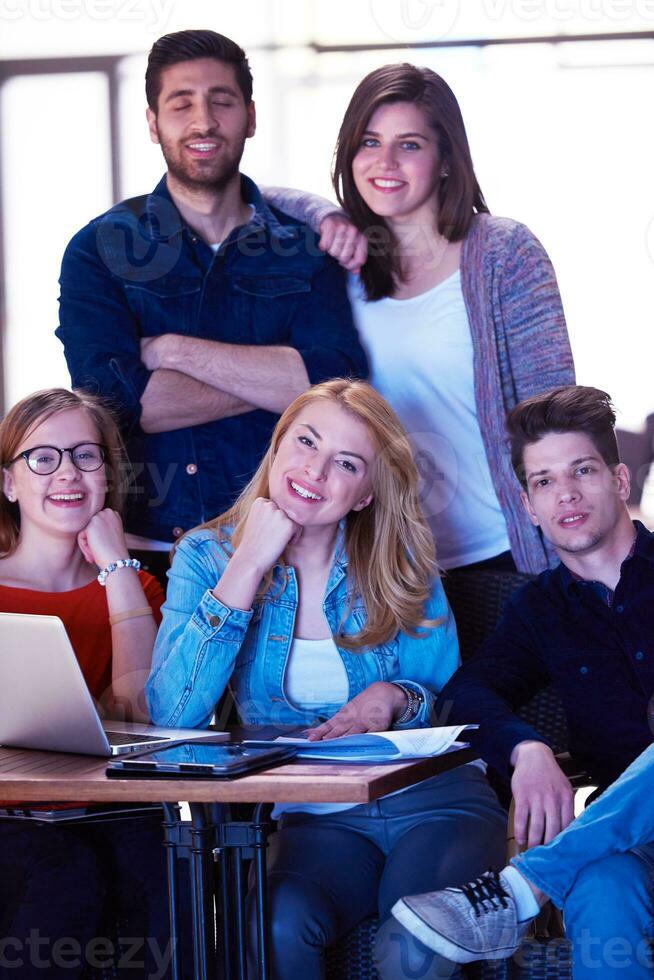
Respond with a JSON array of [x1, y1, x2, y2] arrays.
[[145, 525, 460, 731]]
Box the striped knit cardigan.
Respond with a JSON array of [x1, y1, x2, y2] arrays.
[[264, 189, 575, 573], [460, 213, 575, 573]]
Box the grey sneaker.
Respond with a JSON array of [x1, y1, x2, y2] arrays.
[[391, 869, 530, 964]]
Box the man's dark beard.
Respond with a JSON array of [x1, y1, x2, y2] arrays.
[[156, 122, 247, 195], [165, 154, 241, 194]]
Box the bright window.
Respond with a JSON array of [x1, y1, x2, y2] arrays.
[[1, 71, 112, 405]]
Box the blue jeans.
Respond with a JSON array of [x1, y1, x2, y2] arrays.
[[249, 765, 507, 980], [513, 742, 654, 979]]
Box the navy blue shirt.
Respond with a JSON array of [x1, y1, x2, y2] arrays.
[[56, 175, 367, 540], [437, 521, 654, 789]]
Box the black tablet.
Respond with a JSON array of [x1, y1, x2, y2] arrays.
[[106, 741, 297, 779]]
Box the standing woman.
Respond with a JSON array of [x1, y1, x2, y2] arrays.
[[268, 64, 574, 574], [0, 388, 169, 980], [147, 379, 507, 980]]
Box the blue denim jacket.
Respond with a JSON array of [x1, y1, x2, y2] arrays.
[[56, 175, 367, 540], [146, 527, 460, 729]]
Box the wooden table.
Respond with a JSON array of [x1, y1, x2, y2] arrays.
[[0, 743, 474, 979], [0, 743, 473, 803]]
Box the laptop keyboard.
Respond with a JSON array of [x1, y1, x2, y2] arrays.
[[104, 730, 169, 746]]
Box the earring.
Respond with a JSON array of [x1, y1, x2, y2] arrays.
[[6, 493, 14, 502], [441, 170, 449, 178]]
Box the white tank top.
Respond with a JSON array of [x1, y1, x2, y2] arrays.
[[283, 636, 349, 711], [274, 636, 354, 818], [349, 271, 510, 569]]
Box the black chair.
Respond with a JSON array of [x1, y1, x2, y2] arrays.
[[326, 569, 575, 980], [444, 570, 569, 758]]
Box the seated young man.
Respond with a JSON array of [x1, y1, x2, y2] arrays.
[[391, 385, 654, 980]]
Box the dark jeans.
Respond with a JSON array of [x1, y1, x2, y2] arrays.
[[0, 809, 182, 980], [248, 765, 507, 980]]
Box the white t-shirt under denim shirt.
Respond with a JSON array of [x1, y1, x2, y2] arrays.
[[348, 270, 510, 569], [272, 636, 355, 818]]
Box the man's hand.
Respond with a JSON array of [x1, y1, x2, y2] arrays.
[[510, 741, 575, 848], [318, 214, 368, 275], [140, 334, 172, 370], [140, 334, 308, 416], [307, 682, 407, 741]]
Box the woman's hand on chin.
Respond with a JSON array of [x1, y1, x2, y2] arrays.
[[234, 497, 301, 577], [319, 214, 368, 275], [213, 499, 301, 612], [77, 508, 129, 569], [306, 681, 407, 741]]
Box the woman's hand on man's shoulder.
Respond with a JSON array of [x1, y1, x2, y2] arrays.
[[319, 214, 368, 275]]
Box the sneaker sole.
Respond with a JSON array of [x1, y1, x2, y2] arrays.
[[391, 898, 517, 964]]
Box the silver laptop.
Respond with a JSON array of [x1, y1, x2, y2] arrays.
[[0, 613, 227, 756]]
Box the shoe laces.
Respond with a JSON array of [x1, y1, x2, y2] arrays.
[[460, 870, 510, 918]]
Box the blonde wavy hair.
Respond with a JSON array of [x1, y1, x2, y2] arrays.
[[192, 379, 439, 651], [0, 388, 128, 557]]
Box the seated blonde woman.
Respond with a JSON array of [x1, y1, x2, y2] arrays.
[[147, 379, 507, 980]]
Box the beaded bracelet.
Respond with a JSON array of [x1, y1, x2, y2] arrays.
[[391, 682, 425, 725], [97, 557, 141, 586]]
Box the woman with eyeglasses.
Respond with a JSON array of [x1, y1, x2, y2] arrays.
[[0, 388, 171, 980]]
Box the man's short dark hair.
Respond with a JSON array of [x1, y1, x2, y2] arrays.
[[145, 29, 253, 111], [508, 385, 620, 490]]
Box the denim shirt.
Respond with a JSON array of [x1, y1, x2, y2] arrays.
[[146, 527, 460, 729], [56, 175, 367, 540]]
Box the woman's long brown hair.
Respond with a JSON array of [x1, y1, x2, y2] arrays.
[[333, 63, 489, 300]]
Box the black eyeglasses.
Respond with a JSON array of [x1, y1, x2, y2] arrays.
[[7, 443, 107, 475]]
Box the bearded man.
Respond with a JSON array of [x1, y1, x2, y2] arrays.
[[57, 30, 366, 573]]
